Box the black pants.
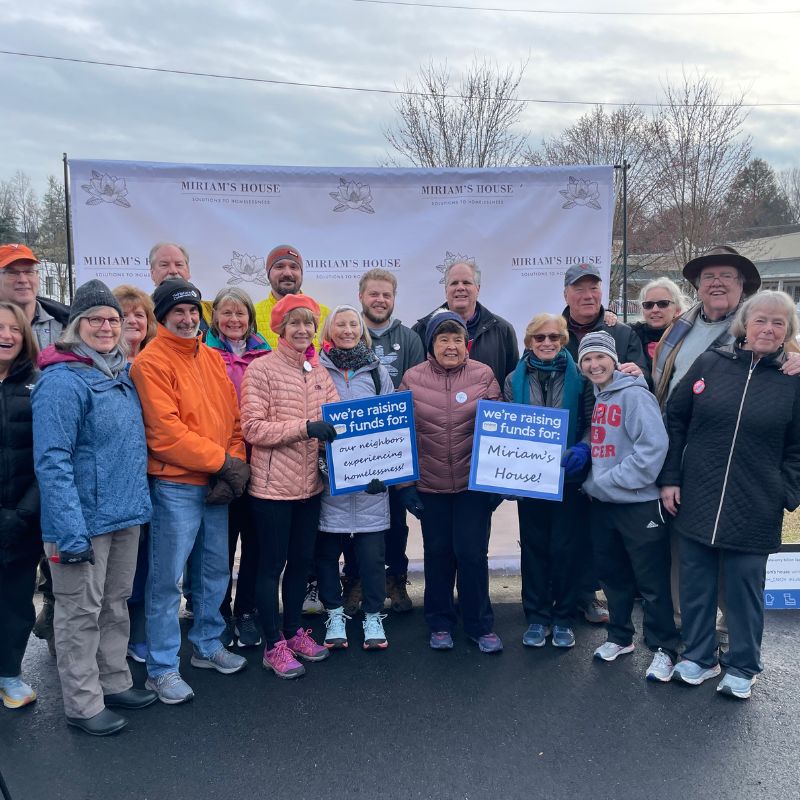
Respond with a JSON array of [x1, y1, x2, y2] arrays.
[[518, 482, 586, 627], [590, 498, 680, 657], [221, 493, 259, 618], [127, 524, 149, 645], [0, 555, 39, 677], [420, 490, 493, 638], [251, 494, 321, 648], [680, 536, 768, 680], [316, 531, 386, 614]]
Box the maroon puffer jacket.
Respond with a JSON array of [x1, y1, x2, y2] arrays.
[[400, 355, 501, 493]]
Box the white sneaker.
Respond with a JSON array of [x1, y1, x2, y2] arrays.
[[593, 641, 635, 662], [324, 606, 350, 649], [362, 612, 388, 650], [302, 581, 324, 615], [716, 672, 754, 699], [645, 648, 675, 682]]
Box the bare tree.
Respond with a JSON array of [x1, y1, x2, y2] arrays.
[[37, 175, 72, 303], [0, 179, 16, 241], [647, 72, 752, 267], [778, 167, 800, 223], [7, 170, 41, 246], [384, 59, 528, 168]]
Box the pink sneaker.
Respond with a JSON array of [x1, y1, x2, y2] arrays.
[[286, 628, 330, 662], [262, 639, 305, 679]]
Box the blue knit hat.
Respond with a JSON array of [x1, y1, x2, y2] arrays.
[[424, 309, 468, 353]]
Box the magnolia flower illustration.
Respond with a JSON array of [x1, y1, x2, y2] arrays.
[[222, 251, 269, 286], [559, 176, 601, 210], [330, 178, 375, 214], [81, 171, 131, 208], [434, 251, 474, 284]]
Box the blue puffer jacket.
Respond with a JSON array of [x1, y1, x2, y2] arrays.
[[32, 348, 151, 553], [318, 350, 394, 534]]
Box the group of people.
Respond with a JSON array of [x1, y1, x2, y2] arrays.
[[0, 237, 797, 738]]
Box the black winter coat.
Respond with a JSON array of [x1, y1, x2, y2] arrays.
[[659, 344, 800, 554], [0, 357, 41, 565]]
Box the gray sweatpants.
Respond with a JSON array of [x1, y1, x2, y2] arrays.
[[44, 527, 138, 719]]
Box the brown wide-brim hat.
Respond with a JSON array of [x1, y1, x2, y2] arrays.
[[683, 245, 761, 297]]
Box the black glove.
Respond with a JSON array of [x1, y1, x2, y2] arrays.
[[398, 486, 425, 519], [365, 478, 387, 495], [306, 420, 338, 443], [59, 545, 95, 565], [206, 477, 236, 505], [216, 454, 250, 496]]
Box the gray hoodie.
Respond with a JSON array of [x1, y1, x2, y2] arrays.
[[582, 371, 668, 504]]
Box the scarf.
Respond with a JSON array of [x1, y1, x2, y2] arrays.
[[324, 340, 377, 372], [511, 349, 582, 447], [74, 341, 128, 379]]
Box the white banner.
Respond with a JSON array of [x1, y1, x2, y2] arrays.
[[68, 160, 614, 341]]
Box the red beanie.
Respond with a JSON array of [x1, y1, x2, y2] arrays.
[[266, 245, 303, 276], [270, 294, 321, 334]]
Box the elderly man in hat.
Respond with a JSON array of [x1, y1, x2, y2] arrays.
[[652, 245, 769, 406], [253, 245, 330, 350], [130, 278, 250, 705]]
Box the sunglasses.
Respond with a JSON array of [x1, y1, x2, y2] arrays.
[[641, 300, 674, 310], [532, 333, 561, 343]]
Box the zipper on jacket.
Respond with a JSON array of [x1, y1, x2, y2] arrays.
[[710, 354, 757, 545]]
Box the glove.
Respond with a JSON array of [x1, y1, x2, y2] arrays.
[[216, 454, 250, 496], [306, 420, 338, 443], [398, 486, 425, 519], [58, 545, 95, 565], [561, 442, 591, 479], [365, 478, 387, 495], [206, 477, 236, 505]]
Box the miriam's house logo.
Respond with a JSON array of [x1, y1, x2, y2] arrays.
[[81, 172, 131, 208], [222, 251, 268, 286], [435, 251, 475, 284], [559, 176, 601, 210], [330, 179, 374, 214]]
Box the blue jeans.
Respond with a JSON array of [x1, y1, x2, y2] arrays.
[[145, 479, 229, 677]]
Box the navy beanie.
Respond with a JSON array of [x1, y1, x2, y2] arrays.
[[424, 310, 468, 353]]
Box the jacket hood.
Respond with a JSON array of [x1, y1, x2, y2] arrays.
[[37, 344, 93, 370], [594, 370, 648, 396]]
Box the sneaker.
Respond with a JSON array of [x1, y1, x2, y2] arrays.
[[145, 672, 194, 705], [324, 606, 350, 649], [363, 612, 389, 650], [470, 633, 503, 653], [716, 672, 754, 700], [182, 597, 194, 620], [262, 639, 305, 679], [220, 617, 235, 648], [126, 642, 147, 663], [235, 613, 262, 648], [386, 574, 413, 613], [342, 577, 363, 617], [522, 624, 550, 647], [430, 631, 454, 650], [302, 581, 324, 615], [190, 647, 247, 675], [645, 648, 675, 682], [593, 641, 635, 662], [0, 676, 37, 709], [671, 659, 722, 686], [551, 626, 576, 648], [286, 628, 329, 662], [583, 598, 610, 625]]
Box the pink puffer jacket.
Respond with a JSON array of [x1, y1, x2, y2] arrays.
[[240, 339, 339, 500], [399, 355, 501, 493]]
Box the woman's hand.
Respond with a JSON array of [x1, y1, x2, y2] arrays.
[[660, 485, 681, 516]]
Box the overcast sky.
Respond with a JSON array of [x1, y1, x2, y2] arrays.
[[2, 0, 798, 194]]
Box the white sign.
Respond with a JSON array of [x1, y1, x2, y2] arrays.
[[68, 160, 615, 343], [765, 547, 800, 609]]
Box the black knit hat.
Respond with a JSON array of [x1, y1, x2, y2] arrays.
[[68, 279, 123, 323], [152, 277, 203, 322]]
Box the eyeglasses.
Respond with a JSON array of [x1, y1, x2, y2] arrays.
[[699, 272, 739, 284], [3, 268, 38, 278], [532, 333, 561, 343], [641, 300, 674, 310], [84, 316, 121, 329]]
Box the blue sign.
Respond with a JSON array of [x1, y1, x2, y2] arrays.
[[764, 546, 800, 610], [321, 391, 418, 496], [468, 400, 568, 501]]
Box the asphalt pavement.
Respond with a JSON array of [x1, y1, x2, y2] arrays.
[[1, 579, 799, 800]]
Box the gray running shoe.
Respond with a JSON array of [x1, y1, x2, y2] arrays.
[[190, 647, 247, 675], [145, 672, 195, 705]]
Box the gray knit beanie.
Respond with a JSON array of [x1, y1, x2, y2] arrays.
[[69, 279, 123, 323], [578, 330, 619, 366]]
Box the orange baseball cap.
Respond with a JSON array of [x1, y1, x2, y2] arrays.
[[0, 243, 40, 270]]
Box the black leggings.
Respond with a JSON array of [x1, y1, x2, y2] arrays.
[[251, 494, 321, 648]]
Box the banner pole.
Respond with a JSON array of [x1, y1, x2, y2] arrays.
[[62, 153, 75, 303], [622, 159, 628, 322]]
